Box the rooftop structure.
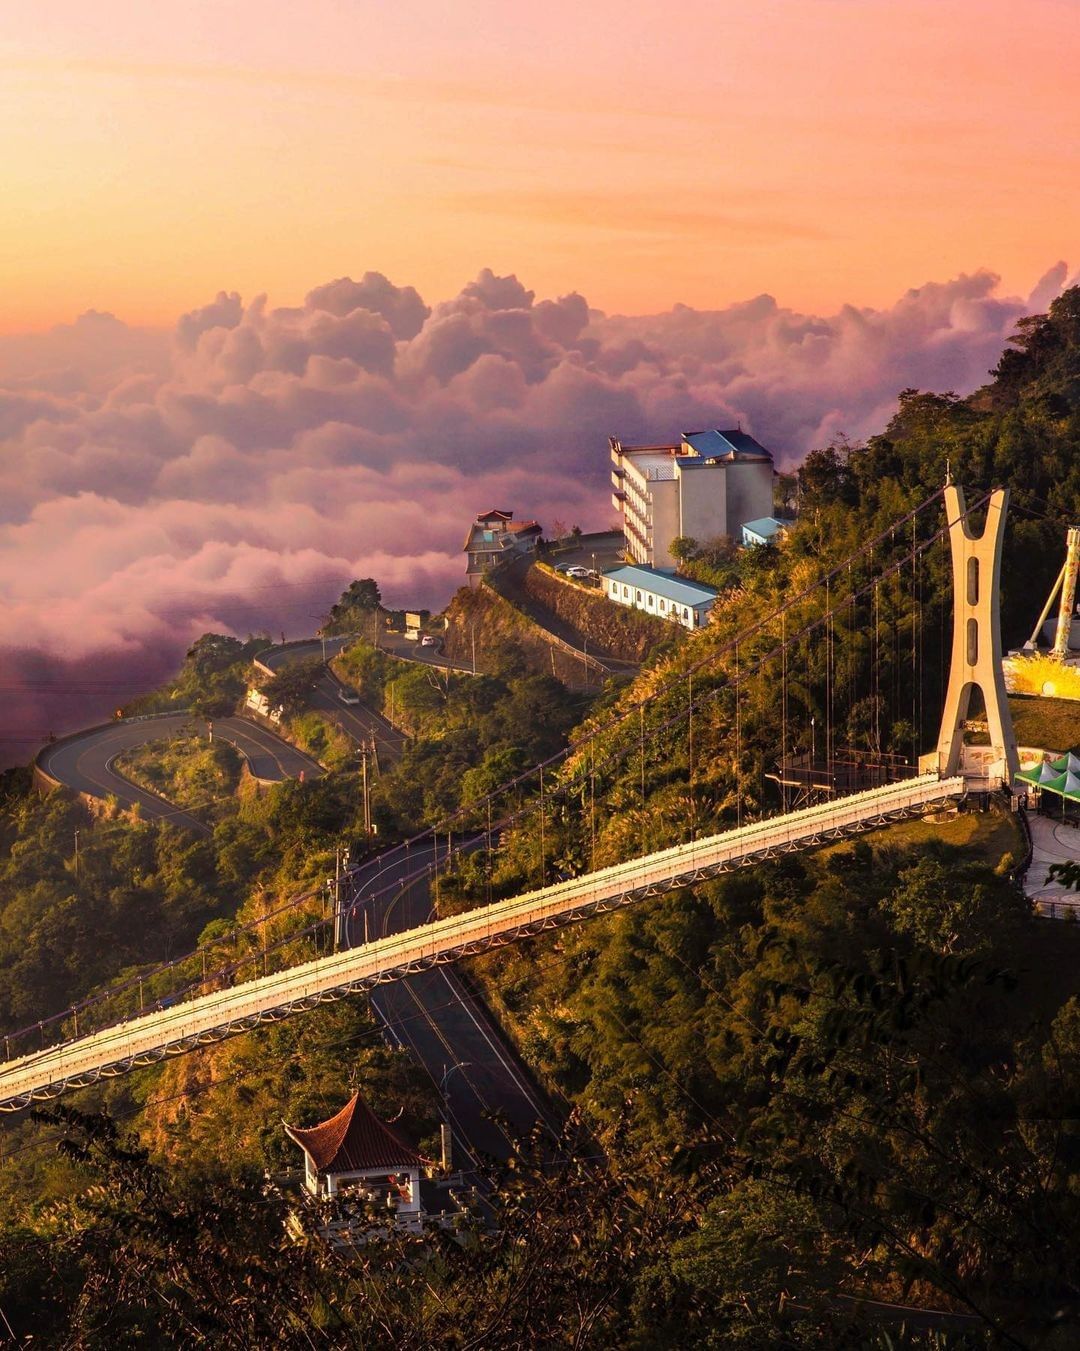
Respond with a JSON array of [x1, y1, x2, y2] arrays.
[[603, 563, 718, 629], [464, 509, 542, 585], [610, 429, 774, 568]]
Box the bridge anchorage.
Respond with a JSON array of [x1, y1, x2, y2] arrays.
[[0, 482, 1016, 1113]]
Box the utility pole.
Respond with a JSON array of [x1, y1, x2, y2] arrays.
[[361, 740, 372, 840], [333, 846, 341, 951], [73, 829, 80, 885]]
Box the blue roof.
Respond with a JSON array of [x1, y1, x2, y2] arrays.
[[603, 565, 718, 608], [742, 516, 786, 540], [682, 429, 773, 461]]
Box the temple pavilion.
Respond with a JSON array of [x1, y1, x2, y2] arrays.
[[284, 1090, 431, 1238]]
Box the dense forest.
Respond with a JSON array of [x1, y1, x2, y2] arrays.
[[3, 292, 1080, 1345]]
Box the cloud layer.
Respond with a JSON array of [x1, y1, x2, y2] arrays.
[[0, 262, 1070, 762]]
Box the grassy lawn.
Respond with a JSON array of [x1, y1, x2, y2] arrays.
[[1009, 694, 1080, 753], [818, 807, 1023, 870]]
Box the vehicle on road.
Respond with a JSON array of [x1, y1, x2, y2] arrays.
[[566, 565, 590, 578], [403, 630, 420, 641], [337, 687, 361, 705], [420, 635, 438, 648]]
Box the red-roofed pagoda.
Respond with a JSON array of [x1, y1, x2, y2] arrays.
[[284, 1091, 430, 1236]]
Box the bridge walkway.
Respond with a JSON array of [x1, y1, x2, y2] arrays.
[[0, 773, 965, 1113]]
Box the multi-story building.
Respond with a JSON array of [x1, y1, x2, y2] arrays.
[[610, 429, 774, 568], [463, 509, 542, 585]]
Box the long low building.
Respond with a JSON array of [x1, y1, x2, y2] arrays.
[[603, 564, 718, 629]]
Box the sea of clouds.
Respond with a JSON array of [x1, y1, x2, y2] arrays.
[[1, 260, 1072, 762]]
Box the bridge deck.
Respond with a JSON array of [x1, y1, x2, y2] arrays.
[[0, 774, 965, 1112]]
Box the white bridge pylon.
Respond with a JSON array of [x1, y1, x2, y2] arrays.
[[0, 774, 964, 1114]]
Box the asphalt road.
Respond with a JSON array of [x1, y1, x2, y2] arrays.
[[379, 631, 475, 673], [37, 714, 323, 832], [344, 841, 560, 1170], [257, 638, 407, 766]]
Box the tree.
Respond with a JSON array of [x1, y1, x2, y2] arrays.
[[257, 658, 323, 718], [323, 579, 382, 636], [669, 536, 700, 564], [176, 633, 263, 717], [882, 852, 1020, 955], [797, 443, 859, 509]]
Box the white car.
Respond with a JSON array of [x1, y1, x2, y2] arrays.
[[420, 634, 438, 648], [566, 565, 590, 578], [337, 687, 360, 705]]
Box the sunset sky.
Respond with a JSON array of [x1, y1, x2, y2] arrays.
[[1, 0, 1078, 760], [3, 0, 1078, 329]]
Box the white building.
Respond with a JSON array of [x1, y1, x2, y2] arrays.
[[741, 516, 788, 547], [610, 429, 774, 568], [603, 564, 718, 630]]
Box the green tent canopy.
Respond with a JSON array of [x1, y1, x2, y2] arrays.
[[1019, 757, 1080, 801]]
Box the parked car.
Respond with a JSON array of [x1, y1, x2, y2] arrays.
[[554, 562, 571, 573], [566, 565, 590, 578], [420, 634, 438, 648], [337, 687, 360, 705]]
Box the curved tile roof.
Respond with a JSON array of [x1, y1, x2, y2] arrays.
[[284, 1091, 425, 1174]]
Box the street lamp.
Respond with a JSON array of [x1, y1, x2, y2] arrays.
[[440, 1062, 472, 1102]]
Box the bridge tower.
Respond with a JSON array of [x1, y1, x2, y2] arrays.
[[924, 483, 1019, 785]]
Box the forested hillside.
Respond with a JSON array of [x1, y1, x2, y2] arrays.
[[3, 294, 1080, 1345]]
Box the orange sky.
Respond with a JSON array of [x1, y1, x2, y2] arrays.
[[2, 0, 1077, 330]]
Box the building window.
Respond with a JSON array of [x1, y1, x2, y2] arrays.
[[623, 585, 630, 598], [659, 599, 666, 611], [636, 590, 642, 603]]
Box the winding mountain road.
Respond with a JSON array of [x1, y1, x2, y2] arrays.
[[36, 714, 323, 833], [257, 638, 407, 766]]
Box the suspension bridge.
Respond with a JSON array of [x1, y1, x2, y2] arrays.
[[0, 483, 1019, 1114]]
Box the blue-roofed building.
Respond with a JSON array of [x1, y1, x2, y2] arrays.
[[741, 516, 789, 547], [610, 428, 774, 568], [602, 564, 718, 630]]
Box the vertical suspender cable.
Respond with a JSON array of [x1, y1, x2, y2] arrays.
[[735, 641, 742, 829], [589, 741, 596, 871], [639, 703, 646, 853], [781, 609, 788, 812], [688, 668, 696, 841], [486, 798, 493, 905], [826, 576, 833, 789], [539, 765, 545, 886], [919, 516, 924, 772]]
